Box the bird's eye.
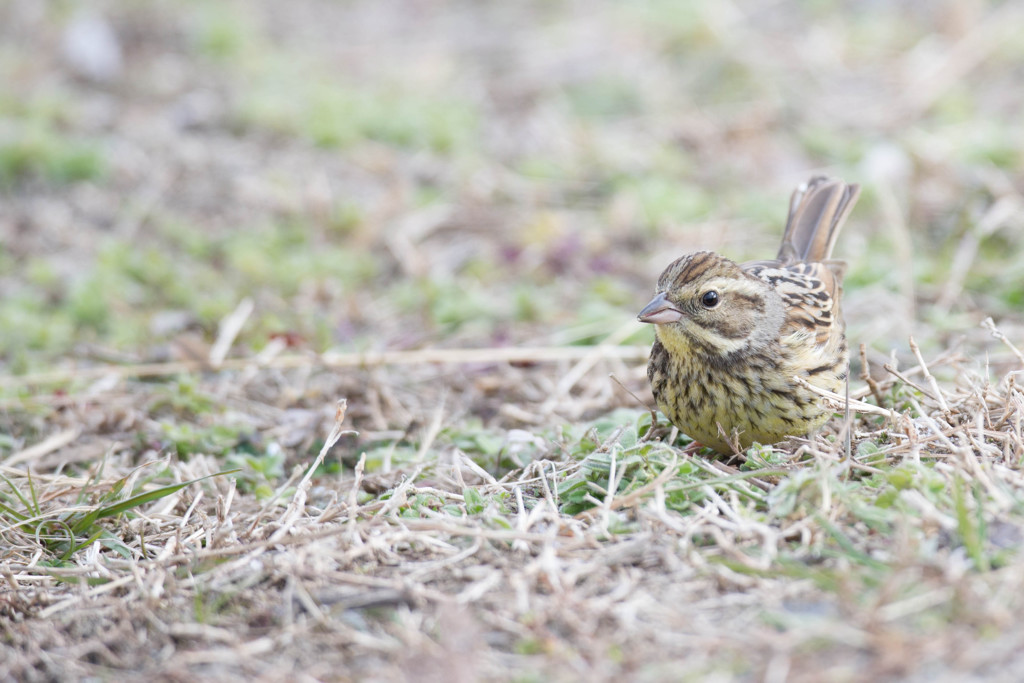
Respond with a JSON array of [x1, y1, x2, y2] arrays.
[[700, 290, 719, 308]]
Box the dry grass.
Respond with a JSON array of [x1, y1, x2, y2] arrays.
[[3, 1, 1024, 681], [3, 337, 1024, 681]]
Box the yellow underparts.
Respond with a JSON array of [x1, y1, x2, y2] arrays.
[[653, 325, 842, 454]]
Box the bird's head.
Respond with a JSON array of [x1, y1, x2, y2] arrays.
[[637, 251, 784, 358]]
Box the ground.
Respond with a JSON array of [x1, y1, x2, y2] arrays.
[[2, 1, 1024, 681]]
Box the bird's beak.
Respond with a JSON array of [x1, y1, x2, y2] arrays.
[[637, 292, 684, 324]]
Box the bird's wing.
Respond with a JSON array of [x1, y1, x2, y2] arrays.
[[744, 261, 843, 348]]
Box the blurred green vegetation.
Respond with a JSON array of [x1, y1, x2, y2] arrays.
[[0, 0, 1020, 376]]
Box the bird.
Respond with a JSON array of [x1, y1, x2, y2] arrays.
[[637, 176, 861, 454]]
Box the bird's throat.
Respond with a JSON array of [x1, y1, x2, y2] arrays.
[[655, 322, 747, 359]]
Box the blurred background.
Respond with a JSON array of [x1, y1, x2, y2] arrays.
[[1, 0, 1022, 379]]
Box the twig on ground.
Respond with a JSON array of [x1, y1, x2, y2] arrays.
[[0, 346, 652, 388], [3, 429, 81, 468], [909, 337, 951, 414], [792, 376, 897, 419], [209, 298, 254, 369], [273, 399, 356, 539], [983, 318, 1024, 366]]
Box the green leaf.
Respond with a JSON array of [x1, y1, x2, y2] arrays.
[[954, 476, 990, 571], [69, 469, 240, 534], [463, 487, 486, 515], [0, 471, 36, 516]]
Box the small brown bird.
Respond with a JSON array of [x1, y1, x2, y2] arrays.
[[638, 177, 861, 454]]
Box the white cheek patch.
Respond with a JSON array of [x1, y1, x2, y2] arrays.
[[688, 325, 748, 354], [702, 278, 764, 300], [663, 321, 749, 356]]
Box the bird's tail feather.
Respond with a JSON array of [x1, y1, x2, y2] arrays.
[[777, 176, 861, 264]]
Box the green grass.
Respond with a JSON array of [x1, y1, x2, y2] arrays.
[[0, 131, 104, 186], [0, 466, 236, 563]]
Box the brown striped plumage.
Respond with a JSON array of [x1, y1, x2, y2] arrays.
[[638, 177, 860, 454]]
